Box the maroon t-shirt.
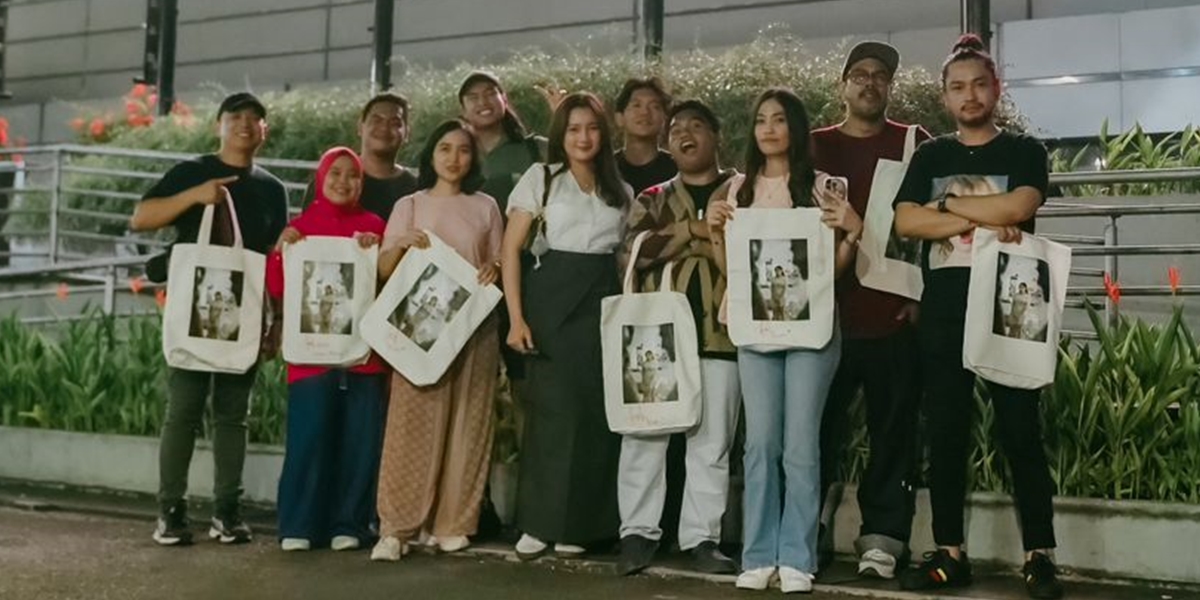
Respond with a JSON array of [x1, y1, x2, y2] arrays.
[[812, 120, 931, 340]]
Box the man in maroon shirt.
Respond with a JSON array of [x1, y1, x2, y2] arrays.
[[811, 41, 931, 579]]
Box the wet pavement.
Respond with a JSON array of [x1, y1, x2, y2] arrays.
[[1, 481, 1198, 600]]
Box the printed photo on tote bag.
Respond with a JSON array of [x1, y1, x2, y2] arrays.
[[162, 202, 265, 374], [855, 125, 923, 300], [726, 207, 835, 350], [360, 231, 502, 386], [964, 228, 1071, 389], [600, 231, 702, 436], [281, 236, 378, 366]]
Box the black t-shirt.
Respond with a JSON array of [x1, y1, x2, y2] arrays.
[[304, 167, 420, 222], [617, 149, 678, 196], [142, 154, 289, 256], [893, 131, 1048, 319], [683, 178, 724, 215]]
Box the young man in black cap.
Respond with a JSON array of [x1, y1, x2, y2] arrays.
[[614, 77, 677, 195], [811, 40, 931, 579], [893, 35, 1062, 600], [131, 92, 289, 547]]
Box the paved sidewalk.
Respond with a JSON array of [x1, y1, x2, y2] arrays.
[[1, 480, 1196, 600]]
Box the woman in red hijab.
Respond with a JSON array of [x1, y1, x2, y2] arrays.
[[267, 146, 387, 552]]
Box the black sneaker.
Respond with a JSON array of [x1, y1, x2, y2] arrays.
[[899, 549, 972, 590], [1023, 552, 1064, 599], [209, 508, 253, 544], [688, 541, 737, 574], [616, 535, 658, 576], [152, 502, 193, 546]]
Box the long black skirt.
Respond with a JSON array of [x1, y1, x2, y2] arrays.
[[515, 250, 620, 544]]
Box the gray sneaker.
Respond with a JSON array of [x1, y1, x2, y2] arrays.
[[858, 548, 898, 579]]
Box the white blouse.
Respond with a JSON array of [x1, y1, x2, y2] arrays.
[[507, 163, 629, 254]]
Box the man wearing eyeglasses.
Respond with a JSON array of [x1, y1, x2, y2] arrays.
[[811, 41, 931, 580]]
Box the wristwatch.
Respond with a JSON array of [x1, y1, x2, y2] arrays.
[[936, 192, 957, 213]]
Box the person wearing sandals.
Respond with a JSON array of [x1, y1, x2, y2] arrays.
[[370, 120, 504, 561], [615, 100, 740, 576], [501, 92, 632, 560], [707, 88, 865, 593], [269, 147, 388, 553]]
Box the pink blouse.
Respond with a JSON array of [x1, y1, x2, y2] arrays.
[[382, 191, 504, 268]]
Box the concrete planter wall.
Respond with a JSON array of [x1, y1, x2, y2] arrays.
[[829, 484, 1200, 584], [0, 426, 283, 503]]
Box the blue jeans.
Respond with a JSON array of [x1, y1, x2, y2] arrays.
[[277, 370, 385, 545], [738, 331, 842, 572]]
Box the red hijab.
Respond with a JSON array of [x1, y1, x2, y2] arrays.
[[290, 146, 385, 236]]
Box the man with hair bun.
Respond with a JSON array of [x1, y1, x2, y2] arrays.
[[892, 34, 1063, 600]]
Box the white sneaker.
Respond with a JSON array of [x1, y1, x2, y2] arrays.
[[331, 535, 360, 552], [515, 534, 549, 560], [735, 566, 776, 591], [778, 566, 814, 594], [858, 548, 897, 579], [370, 536, 403, 562], [554, 543, 586, 557], [413, 530, 438, 549], [280, 538, 311, 552], [437, 535, 470, 553]]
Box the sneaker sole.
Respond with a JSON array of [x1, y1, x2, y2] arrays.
[[208, 527, 252, 544], [858, 563, 896, 579], [152, 533, 192, 546]]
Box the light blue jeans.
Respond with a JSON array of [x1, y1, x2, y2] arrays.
[[738, 331, 842, 572]]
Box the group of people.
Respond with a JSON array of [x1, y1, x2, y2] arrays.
[[130, 32, 1064, 599]]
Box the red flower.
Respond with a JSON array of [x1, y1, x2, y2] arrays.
[[56, 283, 69, 301], [1103, 271, 1121, 305], [0, 116, 9, 147], [89, 118, 107, 139], [147, 93, 158, 108], [130, 83, 149, 99], [1169, 266, 1181, 295], [129, 278, 145, 294], [125, 100, 141, 115], [155, 288, 167, 308]]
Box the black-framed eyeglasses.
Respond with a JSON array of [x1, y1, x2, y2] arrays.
[[847, 71, 892, 86]]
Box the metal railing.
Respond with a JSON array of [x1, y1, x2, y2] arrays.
[[0, 145, 1197, 333]]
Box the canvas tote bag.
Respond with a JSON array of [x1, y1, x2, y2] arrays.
[[963, 228, 1071, 389], [359, 231, 503, 386], [600, 230, 703, 436], [281, 236, 378, 366], [162, 201, 265, 373], [855, 125, 924, 300], [725, 206, 836, 350]]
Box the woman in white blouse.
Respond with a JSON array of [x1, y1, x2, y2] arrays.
[[500, 92, 633, 559]]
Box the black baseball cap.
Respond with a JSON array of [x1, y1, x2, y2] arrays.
[[457, 71, 503, 101], [668, 99, 721, 134], [842, 41, 901, 80], [216, 92, 267, 120]]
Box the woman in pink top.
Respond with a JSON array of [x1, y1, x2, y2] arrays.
[[370, 120, 504, 561], [267, 146, 388, 553], [707, 89, 864, 592]]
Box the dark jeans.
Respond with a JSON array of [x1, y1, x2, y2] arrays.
[[820, 325, 920, 545], [919, 317, 1057, 551], [158, 366, 258, 514], [277, 370, 385, 544]]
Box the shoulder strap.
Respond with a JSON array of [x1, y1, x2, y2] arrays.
[[903, 125, 919, 163], [539, 164, 552, 210]]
